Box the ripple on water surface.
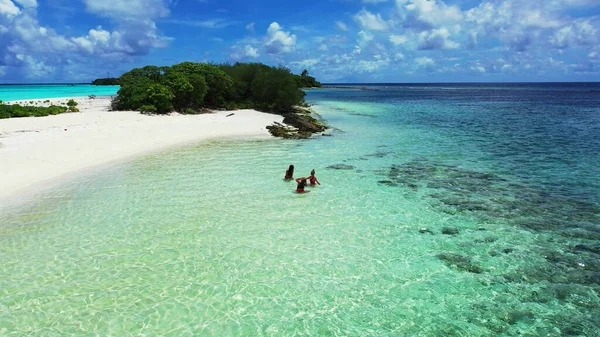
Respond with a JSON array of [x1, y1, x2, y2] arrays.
[[2, 85, 600, 336]]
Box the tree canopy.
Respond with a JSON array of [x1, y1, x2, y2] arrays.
[[111, 62, 321, 114], [294, 69, 322, 88]]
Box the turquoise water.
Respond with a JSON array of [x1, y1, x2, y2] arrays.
[[1, 84, 599, 336], [0, 84, 119, 102]]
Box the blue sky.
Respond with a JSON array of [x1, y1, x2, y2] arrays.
[[1, 0, 599, 83]]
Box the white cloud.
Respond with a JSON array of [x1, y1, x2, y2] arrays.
[[246, 22, 255, 32], [0, 0, 20, 16], [549, 18, 598, 49], [389, 34, 407, 45], [83, 0, 170, 19], [417, 27, 460, 50], [396, 0, 463, 30], [336, 21, 349, 31], [357, 30, 374, 46], [244, 45, 259, 58], [354, 9, 389, 31], [265, 22, 296, 54], [0, 0, 171, 80], [415, 56, 434, 67]]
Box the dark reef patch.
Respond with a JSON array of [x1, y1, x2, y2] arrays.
[[436, 253, 484, 274], [327, 164, 355, 170]]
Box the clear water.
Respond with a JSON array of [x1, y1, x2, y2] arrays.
[[0, 84, 119, 102], [1, 83, 599, 336]]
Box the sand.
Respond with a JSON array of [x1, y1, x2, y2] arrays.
[[0, 96, 283, 204]]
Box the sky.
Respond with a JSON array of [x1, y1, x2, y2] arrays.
[[1, 0, 599, 83]]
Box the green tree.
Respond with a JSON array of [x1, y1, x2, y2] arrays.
[[162, 71, 194, 111], [171, 62, 234, 107], [146, 84, 174, 114]]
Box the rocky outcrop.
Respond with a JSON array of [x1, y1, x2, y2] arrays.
[[267, 107, 328, 139]]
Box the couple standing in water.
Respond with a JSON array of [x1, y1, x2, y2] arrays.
[[284, 165, 320, 193]]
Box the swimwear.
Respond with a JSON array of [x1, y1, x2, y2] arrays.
[[309, 176, 316, 185]]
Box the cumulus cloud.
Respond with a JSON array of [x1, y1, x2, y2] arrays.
[[82, 0, 170, 19], [396, 0, 463, 31], [229, 44, 260, 60], [417, 27, 460, 50], [549, 18, 598, 49], [265, 22, 296, 54], [357, 30, 374, 46], [354, 9, 389, 31], [415, 56, 434, 67], [0, 0, 20, 16], [0, 0, 172, 80]]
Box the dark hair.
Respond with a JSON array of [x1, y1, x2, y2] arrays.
[[311, 169, 315, 175], [288, 165, 294, 174], [298, 178, 307, 188]]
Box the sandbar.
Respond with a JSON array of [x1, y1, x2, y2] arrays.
[[0, 96, 283, 204]]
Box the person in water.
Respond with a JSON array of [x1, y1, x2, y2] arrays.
[[308, 169, 321, 186], [295, 177, 310, 193], [284, 165, 294, 180]]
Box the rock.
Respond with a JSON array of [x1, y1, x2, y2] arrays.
[[436, 253, 484, 273], [419, 228, 433, 234], [377, 180, 397, 187], [441, 227, 460, 235], [502, 248, 515, 254], [327, 164, 355, 170], [282, 112, 327, 133]]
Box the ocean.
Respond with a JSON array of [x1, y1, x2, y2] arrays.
[[0, 84, 119, 102], [1, 83, 599, 336]]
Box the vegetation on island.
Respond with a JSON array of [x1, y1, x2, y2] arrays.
[[294, 69, 322, 88], [0, 100, 68, 119], [91, 77, 120, 86], [111, 62, 320, 114], [111, 62, 326, 138]]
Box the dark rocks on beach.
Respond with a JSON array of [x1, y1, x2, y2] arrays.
[[441, 227, 460, 235], [436, 253, 483, 274], [267, 107, 328, 139], [327, 164, 355, 170]]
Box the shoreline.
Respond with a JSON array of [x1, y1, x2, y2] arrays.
[[0, 96, 283, 206]]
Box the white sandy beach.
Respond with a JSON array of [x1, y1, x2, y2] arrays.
[[0, 96, 283, 203]]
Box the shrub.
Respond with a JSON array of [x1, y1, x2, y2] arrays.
[[139, 105, 157, 114], [67, 99, 78, 107]]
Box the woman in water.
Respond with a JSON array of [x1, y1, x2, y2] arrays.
[[295, 177, 310, 193], [308, 169, 321, 186], [284, 165, 294, 180]]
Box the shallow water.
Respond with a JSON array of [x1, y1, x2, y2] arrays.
[[1, 84, 599, 336], [0, 84, 119, 101]]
